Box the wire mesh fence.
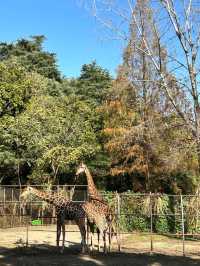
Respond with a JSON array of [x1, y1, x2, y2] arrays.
[[1, 186, 200, 256], [0, 185, 87, 229], [103, 192, 200, 256]]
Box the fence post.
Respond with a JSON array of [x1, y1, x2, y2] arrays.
[[11, 188, 14, 202], [3, 187, 5, 209], [116, 192, 121, 252], [150, 192, 153, 254], [26, 217, 29, 247], [180, 194, 185, 256], [84, 185, 89, 248], [19, 200, 22, 225], [30, 191, 32, 224], [196, 194, 199, 232]]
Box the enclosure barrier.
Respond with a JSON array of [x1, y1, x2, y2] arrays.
[[1, 185, 200, 257]]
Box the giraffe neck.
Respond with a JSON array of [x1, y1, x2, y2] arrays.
[[30, 187, 61, 206], [85, 167, 102, 200], [29, 187, 87, 220]]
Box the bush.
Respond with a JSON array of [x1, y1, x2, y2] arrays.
[[155, 216, 169, 233], [103, 191, 200, 235]]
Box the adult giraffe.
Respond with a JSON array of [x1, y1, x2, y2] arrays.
[[20, 186, 108, 253], [76, 162, 116, 250]]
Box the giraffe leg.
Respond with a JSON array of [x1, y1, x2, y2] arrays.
[[56, 220, 61, 248], [88, 221, 94, 251], [90, 234, 93, 251], [98, 229, 105, 253], [108, 225, 111, 252], [61, 222, 65, 253], [116, 229, 121, 252], [103, 231, 107, 254], [86, 220, 89, 248], [110, 224, 119, 250], [97, 229, 100, 252], [76, 219, 87, 253], [90, 228, 95, 252], [109, 222, 115, 252]]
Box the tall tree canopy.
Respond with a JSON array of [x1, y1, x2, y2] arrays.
[[0, 95, 99, 185], [0, 31, 199, 194], [96, 0, 198, 193], [0, 35, 61, 81], [73, 61, 112, 105]]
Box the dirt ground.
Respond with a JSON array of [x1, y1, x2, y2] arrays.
[[1, 225, 200, 266]]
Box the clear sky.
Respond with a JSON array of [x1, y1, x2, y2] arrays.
[[0, 0, 123, 77]]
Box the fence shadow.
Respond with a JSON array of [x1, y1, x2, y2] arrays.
[[0, 245, 200, 266]]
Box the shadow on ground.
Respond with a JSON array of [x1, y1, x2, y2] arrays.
[[0, 244, 200, 266]]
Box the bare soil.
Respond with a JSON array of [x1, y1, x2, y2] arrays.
[[0, 225, 200, 266]]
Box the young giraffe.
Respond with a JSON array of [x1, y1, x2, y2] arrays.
[[20, 186, 108, 253], [76, 162, 116, 251]]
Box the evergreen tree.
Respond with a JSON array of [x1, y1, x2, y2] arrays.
[[0, 35, 61, 81], [75, 61, 112, 105]]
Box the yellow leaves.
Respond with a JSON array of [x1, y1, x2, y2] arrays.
[[110, 162, 148, 176], [111, 168, 126, 176], [126, 144, 142, 156], [108, 100, 122, 109], [105, 141, 120, 153], [103, 128, 114, 135], [103, 127, 129, 137], [129, 163, 148, 175], [102, 99, 127, 116], [110, 162, 148, 177], [104, 123, 149, 176]]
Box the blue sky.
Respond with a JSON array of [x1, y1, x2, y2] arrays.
[[0, 0, 123, 77]]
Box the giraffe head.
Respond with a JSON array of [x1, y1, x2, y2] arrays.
[[76, 162, 87, 176], [20, 186, 34, 201]]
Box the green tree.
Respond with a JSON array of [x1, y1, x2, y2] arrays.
[[74, 61, 112, 106], [0, 61, 60, 185], [0, 36, 61, 81], [0, 59, 33, 117], [1, 95, 100, 185]]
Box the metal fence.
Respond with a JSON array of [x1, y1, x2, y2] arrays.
[[1, 186, 200, 256], [0, 185, 87, 227], [113, 192, 200, 256]]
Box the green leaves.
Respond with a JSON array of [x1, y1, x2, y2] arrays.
[[0, 36, 61, 81], [0, 38, 110, 187], [0, 38, 111, 185], [0, 60, 31, 116], [73, 61, 112, 106], [2, 95, 99, 184]]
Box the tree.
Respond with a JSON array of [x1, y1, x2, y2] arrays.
[[92, 0, 198, 193], [1, 95, 100, 185], [0, 60, 51, 185], [0, 59, 32, 117], [0, 60, 61, 185], [0, 38, 114, 186], [0, 36, 61, 81], [59, 62, 113, 185], [74, 61, 112, 105]]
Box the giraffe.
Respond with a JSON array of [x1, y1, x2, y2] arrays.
[[20, 186, 108, 253], [76, 162, 117, 251], [76, 163, 109, 213]]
